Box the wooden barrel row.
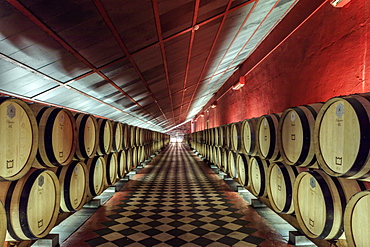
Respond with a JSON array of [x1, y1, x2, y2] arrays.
[[0, 96, 170, 245], [186, 92, 370, 246], [190, 93, 370, 180], [0, 96, 169, 181], [188, 144, 370, 245]]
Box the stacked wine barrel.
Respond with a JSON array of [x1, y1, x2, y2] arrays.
[[186, 93, 370, 247], [0, 96, 169, 244]]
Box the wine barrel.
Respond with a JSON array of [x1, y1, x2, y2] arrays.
[[136, 127, 143, 146], [0, 169, 60, 241], [132, 146, 138, 169], [130, 125, 137, 147], [344, 190, 370, 247], [228, 150, 238, 179], [112, 121, 123, 152], [256, 113, 281, 161], [55, 161, 87, 212], [225, 124, 232, 149], [278, 104, 322, 167], [241, 118, 259, 156], [122, 123, 129, 150], [74, 113, 98, 160], [117, 150, 127, 178], [248, 156, 269, 197], [126, 148, 133, 172], [293, 170, 363, 239], [31, 105, 76, 168], [218, 125, 225, 147], [0, 201, 5, 246], [105, 152, 118, 186], [221, 148, 228, 173], [314, 94, 370, 180], [0, 97, 38, 180], [267, 162, 299, 214], [96, 118, 113, 155], [236, 153, 250, 186], [86, 156, 106, 197], [214, 127, 219, 146], [230, 122, 242, 152], [214, 147, 222, 169]]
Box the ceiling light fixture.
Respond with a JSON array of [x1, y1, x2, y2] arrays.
[[200, 112, 204, 117], [330, 0, 351, 7], [193, 25, 200, 31], [211, 101, 217, 108], [232, 76, 245, 90]]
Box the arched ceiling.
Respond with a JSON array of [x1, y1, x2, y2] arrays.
[[0, 0, 298, 132]]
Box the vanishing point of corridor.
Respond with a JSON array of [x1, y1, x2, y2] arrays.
[[62, 143, 289, 247]]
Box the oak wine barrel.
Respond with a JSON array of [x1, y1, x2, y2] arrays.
[[31, 105, 76, 168], [126, 148, 133, 172], [96, 118, 113, 155], [221, 148, 228, 173], [278, 104, 322, 167], [266, 162, 299, 214], [132, 146, 138, 168], [230, 122, 242, 152], [227, 150, 238, 179], [314, 94, 370, 180], [112, 121, 123, 152], [293, 170, 363, 239], [256, 113, 281, 161], [74, 113, 98, 160], [105, 152, 118, 186], [241, 118, 259, 156], [55, 161, 88, 212], [86, 156, 106, 197], [218, 125, 225, 147], [344, 190, 370, 247], [236, 153, 250, 186], [248, 156, 269, 197], [0, 97, 38, 180], [117, 150, 127, 178], [0, 169, 60, 241], [122, 123, 129, 150]]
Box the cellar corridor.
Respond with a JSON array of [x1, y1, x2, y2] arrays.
[[60, 143, 291, 247]]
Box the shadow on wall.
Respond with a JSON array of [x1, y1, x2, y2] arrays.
[[0, 0, 99, 83]]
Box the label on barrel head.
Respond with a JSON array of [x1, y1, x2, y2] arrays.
[[336, 103, 344, 118], [7, 104, 15, 119], [310, 177, 316, 188], [38, 175, 45, 187], [290, 111, 296, 122], [60, 112, 65, 123], [264, 118, 267, 127]]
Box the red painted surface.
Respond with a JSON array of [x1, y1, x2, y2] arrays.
[[195, 0, 369, 131]]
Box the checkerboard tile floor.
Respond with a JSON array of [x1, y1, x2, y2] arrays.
[[62, 144, 290, 247]]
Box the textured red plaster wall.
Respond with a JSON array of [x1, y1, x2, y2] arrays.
[[196, 0, 369, 131]]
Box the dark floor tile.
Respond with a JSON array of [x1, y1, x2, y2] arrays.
[[85, 237, 109, 246], [165, 237, 187, 246]]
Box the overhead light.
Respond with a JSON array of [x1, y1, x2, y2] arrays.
[[211, 101, 217, 108], [232, 76, 245, 90], [330, 0, 351, 7], [200, 112, 204, 117], [193, 25, 200, 31]]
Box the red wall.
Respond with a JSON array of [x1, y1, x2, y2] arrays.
[[194, 0, 369, 131]]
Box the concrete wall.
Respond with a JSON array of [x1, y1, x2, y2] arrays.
[[194, 0, 369, 131]]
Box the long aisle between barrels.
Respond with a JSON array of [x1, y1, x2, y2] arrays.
[[62, 143, 290, 247]]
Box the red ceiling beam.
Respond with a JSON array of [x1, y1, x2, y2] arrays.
[[192, 0, 260, 104], [178, 0, 200, 120], [182, 0, 245, 121], [6, 0, 160, 123], [151, 0, 176, 124], [133, 0, 257, 57], [93, 0, 168, 122], [203, 0, 283, 95]]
